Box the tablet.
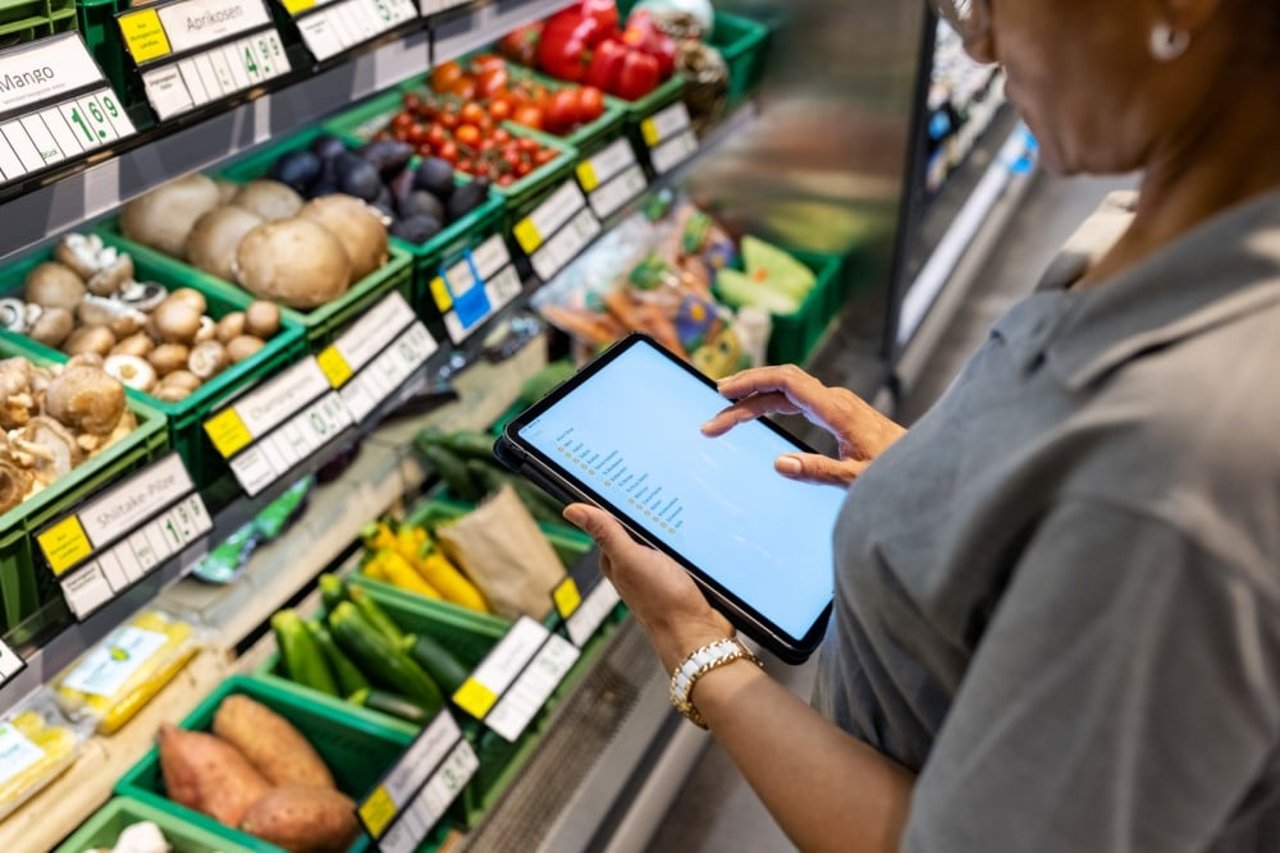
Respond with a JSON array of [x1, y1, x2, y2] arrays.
[[497, 334, 847, 663]]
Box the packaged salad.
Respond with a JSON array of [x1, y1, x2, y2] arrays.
[[0, 691, 85, 820]]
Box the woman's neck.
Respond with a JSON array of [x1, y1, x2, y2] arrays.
[[1078, 76, 1280, 288]]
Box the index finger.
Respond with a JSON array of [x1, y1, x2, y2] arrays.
[[716, 365, 820, 401]]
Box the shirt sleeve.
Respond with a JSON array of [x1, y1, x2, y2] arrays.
[[903, 499, 1280, 853]]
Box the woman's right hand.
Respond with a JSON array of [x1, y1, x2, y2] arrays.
[[702, 365, 905, 486]]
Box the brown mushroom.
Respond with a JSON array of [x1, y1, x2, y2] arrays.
[[244, 302, 281, 339], [120, 174, 221, 259], [188, 341, 228, 380], [226, 335, 266, 364], [104, 354, 158, 393], [29, 307, 74, 348], [215, 312, 246, 344], [148, 344, 190, 376], [25, 262, 87, 311], [167, 289, 208, 315], [85, 252, 134, 297], [195, 316, 216, 343], [63, 326, 116, 358], [0, 459, 32, 513], [44, 362, 126, 436], [161, 370, 202, 392], [20, 416, 84, 485], [0, 358, 35, 430], [53, 234, 104, 280], [111, 334, 156, 358], [151, 299, 203, 344], [152, 384, 192, 403]]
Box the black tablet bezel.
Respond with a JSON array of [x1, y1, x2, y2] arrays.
[[500, 333, 834, 663]]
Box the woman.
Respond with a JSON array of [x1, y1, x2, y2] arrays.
[[564, 1, 1280, 851]]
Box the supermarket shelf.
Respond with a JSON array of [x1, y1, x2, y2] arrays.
[[0, 0, 574, 262]]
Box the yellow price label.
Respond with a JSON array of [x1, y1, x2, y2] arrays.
[[204, 408, 253, 459], [358, 785, 397, 837], [283, 0, 315, 13], [118, 9, 171, 63], [513, 218, 543, 254], [553, 577, 582, 619], [641, 117, 660, 147], [576, 161, 599, 193], [317, 346, 353, 389], [429, 276, 453, 313], [38, 516, 93, 576], [453, 677, 498, 719]]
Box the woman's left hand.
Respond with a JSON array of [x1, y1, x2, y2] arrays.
[[564, 504, 733, 671]]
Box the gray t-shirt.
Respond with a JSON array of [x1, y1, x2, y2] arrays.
[[814, 189, 1280, 852]]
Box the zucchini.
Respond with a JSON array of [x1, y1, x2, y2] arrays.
[[403, 633, 471, 696], [329, 602, 443, 713], [318, 574, 348, 612], [349, 688, 435, 726], [272, 610, 339, 696], [306, 619, 370, 697], [348, 585, 406, 645], [417, 443, 482, 502], [440, 430, 500, 462]]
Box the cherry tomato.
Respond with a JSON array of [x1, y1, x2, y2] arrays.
[[392, 112, 413, 131], [513, 106, 543, 131], [477, 67, 509, 99], [488, 99, 512, 123], [402, 92, 422, 111], [474, 163, 492, 178], [503, 150, 522, 170], [416, 143, 435, 157], [438, 140, 459, 164], [459, 103, 487, 126], [493, 128, 512, 145], [438, 109, 459, 130], [497, 174, 516, 187], [578, 86, 605, 122], [457, 158, 475, 173], [430, 61, 464, 93], [408, 124, 429, 144], [534, 148, 557, 166], [518, 137, 540, 154], [472, 53, 506, 73], [427, 123, 447, 147], [479, 138, 497, 153], [455, 124, 482, 146], [546, 90, 580, 134], [515, 160, 532, 177], [449, 79, 478, 100]]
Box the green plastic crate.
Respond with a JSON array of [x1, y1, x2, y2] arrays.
[[57, 796, 258, 853], [0, 234, 307, 494], [218, 125, 506, 315], [0, 0, 76, 43], [97, 219, 414, 353], [326, 87, 579, 213], [115, 675, 420, 853], [713, 11, 771, 110], [0, 336, 168, 645]]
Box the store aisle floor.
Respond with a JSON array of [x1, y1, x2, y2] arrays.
[[643, 169, 1133, 853]]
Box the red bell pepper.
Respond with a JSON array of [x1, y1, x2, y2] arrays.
[[622, 10, 677, 79], [584, 38, 628, 91], [615, 50, 661, 100], [537, 10, 603, 82], [580, 0, 620, 42]]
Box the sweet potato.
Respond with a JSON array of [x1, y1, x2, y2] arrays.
[[239, 786, 360, 853], [157, 723, 271, 826], [212, 694, 335, 789]]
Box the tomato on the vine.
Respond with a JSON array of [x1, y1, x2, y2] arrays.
[[493, 128, 513, 145], [513, 106, 543, 130], [457, 158, 475, 173], [477, 67, 509, 98], [534, 148, 557, 166], [488, 99, 512, 123], [449, 79, 478, 100], [437, 140, 459, 164], [426, 123, 446, 147], [459, 103, 486, 126], [517, 137, 540, 154], [430, 61, 464, 93], [455, 124, 482, 146], [578, 87, 605, 122]]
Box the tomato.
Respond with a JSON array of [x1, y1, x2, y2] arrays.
[[449, 79, 478, 100], [474, 163, 492, 178], [438, 109, 459, 130], [459, 103, 487, 126], [438, 140, 459, 164], [430, 61, 464, 93], [546, 90, 580, 134], [457, 158, 475, 173], [479, 138, 497, 153], [427, 123, 447, 147], [503, 150, 522, 170], [402, 92, 421, 111], [392, 112, 413, 131], [578, 86, 605, 122], [493, 128, 512, 144], [497, 174, 516, 187], [416, 143, 435, 158], [472, 53, 506, 73], [518, 137, 541, 154], [512, 105, 544, 131], [455, 124, 482, 146], [408, 123, 429, 144], [534, 148, 557, 166], [488, 99, 512, 123], [515, 160, 533, 177], [477, 67, 509, 99]]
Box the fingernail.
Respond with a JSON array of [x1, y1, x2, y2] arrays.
[[563, 505, 589, 527], [700, 421, 716, 435], [776, 456, 802, 475]]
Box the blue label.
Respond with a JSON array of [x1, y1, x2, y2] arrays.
[[444, 251, 491, 330]]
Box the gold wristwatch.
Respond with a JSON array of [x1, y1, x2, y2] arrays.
[[669, 637, 763, 729]]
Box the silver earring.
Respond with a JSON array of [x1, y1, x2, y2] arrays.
[[1150, 22, 1191, 62]]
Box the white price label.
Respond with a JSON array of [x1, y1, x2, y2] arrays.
[[0, 35, 135, 185], [77, 453, 195, 545], [587, 163, 646, 219], [417, 0, 468, 15], [512, 182, 586, 255], [228, 392, 352, 497], [640, 101, 692, 146], [485, 633, 580, 742], [565, 579, 621, 647], [470, 234, 512, 281], [431, 239, 521, 345], [650, 128, 699, 176], [530, 207, 602, 282], [338, 323, 437, 421], [140, 31, 288, 120], [440, 264, 521, 345], [0, 640, 24, 686], [321, 291, 417, 381], [377, 740, 477, 852], [206, 357, 331, 452], [294, 0, 417, 62], [156, 0, 272, 53]]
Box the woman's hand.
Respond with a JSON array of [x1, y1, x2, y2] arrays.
[[703, 365, 905, 486], [563, 504, 733, 671]]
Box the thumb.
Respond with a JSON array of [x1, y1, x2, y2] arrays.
[[774, 454, 868, 486], [563, 504, 632, 553]]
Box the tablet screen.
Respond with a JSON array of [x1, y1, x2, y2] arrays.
[[516, 340, 847, 641]]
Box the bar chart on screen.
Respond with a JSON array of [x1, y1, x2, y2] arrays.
[[552, 427, 686, 535]]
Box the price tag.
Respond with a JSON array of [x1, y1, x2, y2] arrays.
[[35, 454, 211, 620], [649, 128, 699, 176], [640, 100, 692, 147], [417, 0, 468, 14], [358, 711, 464, 839], [0, 639, 26, 688], [0, 34, 136, 186], [587, 163, 646, 219], [338, 322, 437, 421], [512, 182, 589, 255], [530, 207, 601, 282], [318, 291, 418, 387], [119, 0, 290, 121], [377, 740, 477, 852], [576, 138, 647, 218], [286, 0, 417, 63], [450, 616, 579, 742], [434, 235, 523, 344], [563, 578, 620, 648], [203, 358, 353, 497]]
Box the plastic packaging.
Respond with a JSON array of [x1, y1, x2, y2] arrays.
[[55, 609, 203, 734], [0, 692, 85, 820], [89, 820, 171, 853]]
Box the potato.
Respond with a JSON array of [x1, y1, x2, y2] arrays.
[[120, 174, 221, 259], [233, 180, 305, 222], [239, 786, 359, 853], [212, 695, 334, 788], [299, 195, 388, 281], [157, 723, 271, 827], [186, 206, 263, 280], [235, 220, 351, 309]]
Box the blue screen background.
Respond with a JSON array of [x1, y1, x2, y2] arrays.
[[518, 343, 846, 639]]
